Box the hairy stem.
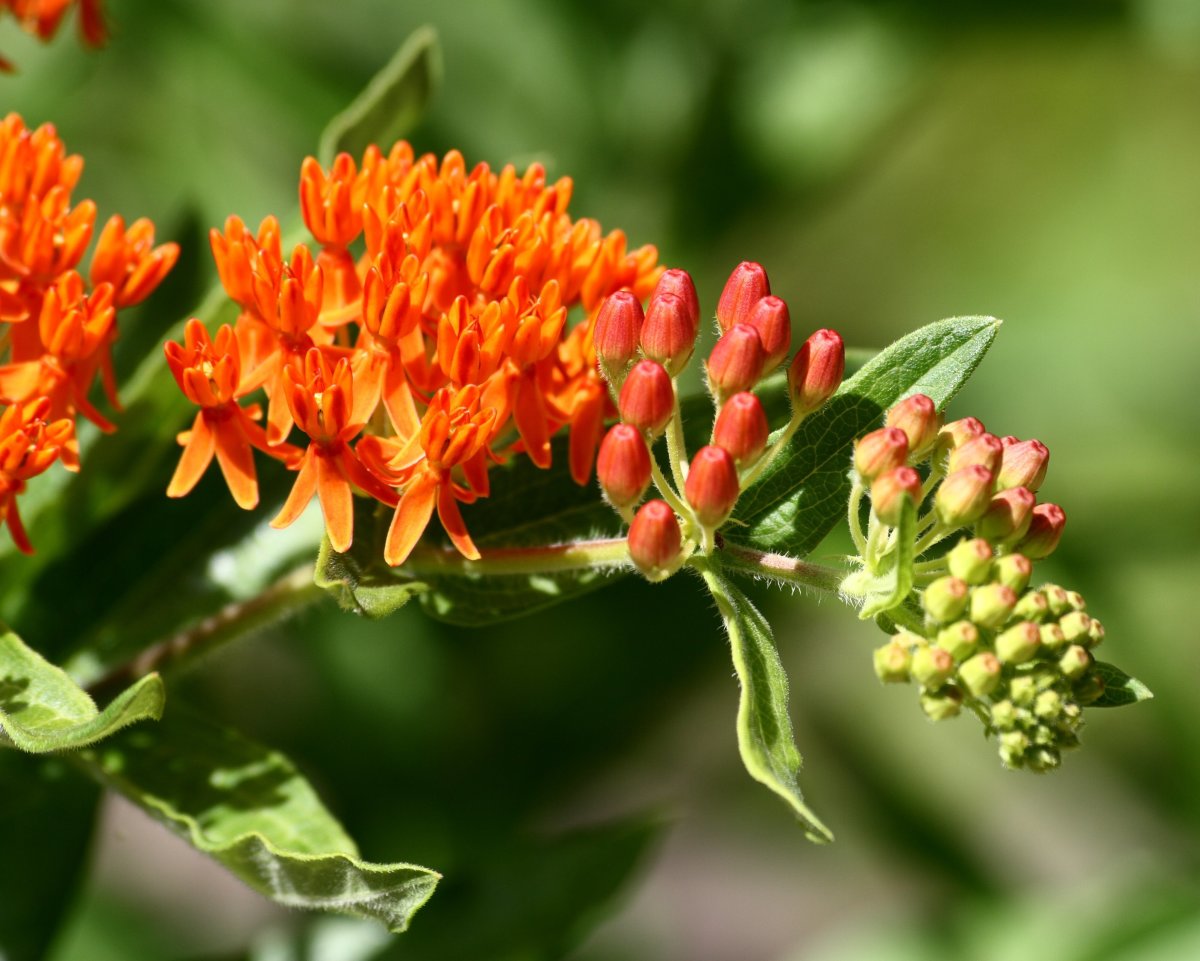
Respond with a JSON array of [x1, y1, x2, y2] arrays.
[[404, 536, 632, 577], [715, 539, 846, 594]]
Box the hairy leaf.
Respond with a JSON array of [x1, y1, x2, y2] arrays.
[[1090, 661, 1154, 708], [735, 316, 1001, 554], [858, 495, 918, 619], [0, 754, 99, 961], [700, 564, 832, 842], [79, 708, 440, 932], [319, 27, 442, 164], [0, 623, 164, 753]]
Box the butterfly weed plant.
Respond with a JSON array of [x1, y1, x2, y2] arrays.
[[0, 23, 1151, 950]]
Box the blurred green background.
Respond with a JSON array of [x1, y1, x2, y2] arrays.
[[3, 0, 1199, 958]]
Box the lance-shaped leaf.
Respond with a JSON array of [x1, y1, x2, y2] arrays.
[[78, 708, 440, 932], [842, 494, 918, 620], [699, 564, 833, 842], [0, 622, 164, 753], [734, 316, 1001, 554], [1090, 661, 1154, 708], [319, 27, 442, 164]]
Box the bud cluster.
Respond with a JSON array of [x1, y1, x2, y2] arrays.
[[872, 536, 1108, 771], [596, 261, 846, 578]]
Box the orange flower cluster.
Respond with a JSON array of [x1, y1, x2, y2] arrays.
[[0, 113, 177, 552], [167, 144, 662, 565], [1, 0, 104, 71]]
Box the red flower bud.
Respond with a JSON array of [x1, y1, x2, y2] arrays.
[[593, 290, 644, 377], [597, 423, 651, 509], [685, 445, 740, 526], [788, 328, 844, 415], [871, 466, 922, 525], [933, 416, 985, 462], [650, 269, 700, 336], [641, 291, 697, 376], [1017, 502, 1065, 559], [948, 432, 1003, 474], [712, 391, 769, 466], [996, 438, 1049, 492], [976, 486, 1035, 543], [933, 465, 994, 526], [854, 427, 909, 481], [619, 359, 675, 436], [746, 295, 791, 373], [628, 499, 683, 580], [716, 261, 770, 333], [707, 323, 765, 398], [886, 393, 942, 456]]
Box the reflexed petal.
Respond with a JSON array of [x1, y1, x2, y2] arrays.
[[384, 471, 438, 566], [166, 412, 216, 499]]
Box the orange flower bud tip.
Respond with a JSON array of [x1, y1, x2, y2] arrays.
[[994, 553, 1033, 594], [1017, 502, 1065, 559], [746, 295, 791, 373], [870, 465, 921, 525], [640, 291, 697, 376], [997, 439, 1050, 492], [934, 416, 985, 462], [712, 391, 769, 467], [706, 324, 765, 400], [948, 432, 1003, 474], [597, 423, 652, 510], [628, 499, 684, 581], [650, 269, 700, 337], [594, 290, 644, 380], [788, 328, 844, 416], [716, 261, 770, 333], [933, 465, 994, 527], [853, 427, 909, 482], [684, 444, 740, 527], [886, 393, 942, 457], [975, 486, 1035, 543], [619, 359, 675, 436]]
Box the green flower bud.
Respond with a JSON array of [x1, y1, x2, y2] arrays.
[[1088, 619, 1106, 646], [1058, 644, 1092, 681], [1034, 689, 1063, 720], [990, 699, 1019, 730], [1039, 622, 1067, 651], [1065, 590, 1086, 611], [1056, 610, 1091, 646], [873, 639, 913, 684], [1027, 746, 1061, 772], [923, 576, 969, 623], [1009, 675, 1038, 706], [912, 644, 955, 687], [934, 465, 995, 527], [996, 622, 1041, 664], [993, 553, 1033, 594], [1043, 585, 1072, 617], [999, 730, 1031, 767], [959, 651, 1002, 697], [937, 620, 980, 661], [947, 537, 994, 585], [1013, 589, 1050, 622], [970, 582, 1018, 629], [920, 685, 963, 721]]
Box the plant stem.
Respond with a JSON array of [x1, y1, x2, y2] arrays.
[[715, 539, 846, 595], [666, 385, 690, 491], [404, 536, 632, 577]]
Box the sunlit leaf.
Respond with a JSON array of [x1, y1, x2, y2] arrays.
[[1090, 661, 1154, 708]]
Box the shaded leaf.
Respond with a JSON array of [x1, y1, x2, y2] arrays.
[[856, 495, 917, 619], [319, 27, 442, 164], [699, 564, 832, 842], [1090, 661, 1154, 708], [78, 707, 440, 933], [0, 753, 99, 961], [0, 622, 164, 753], [734, 316, 1001, 554]]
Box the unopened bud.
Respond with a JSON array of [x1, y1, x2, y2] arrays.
[[788, 328, 844, 415], [1017, 503, 1065, 559], [707, 324, 765, 399], [970, 582, 1017, 629], [1034, 689, 1063, 721], [1058, 644, 1092, 680], [937, 621, 980, 661], [853, 427, 909, 482], [1039, 623, 1067, 650], [628, 500, 683, 581], [920, 685, 963, 721], [597, 424, 651, 509], [923, 575, 969, 623], [995, 622, 1041, 664], [870, 466, 922, 525], [912, 644, 955, 687], [1059, 610, 1093, 645], [650, 268, 700, 337], [1065, 591, 1086, 611], [873, 638, 914, 683], [712, 392, 769, 467], [933, 416, 985, 462], [1009, 674, 1038, 706], [716, 261, 770, 332], [999, 730, 1031, 767], [746, 296, 791, 373], [886, 393, 942, 457], [1013, 589, 1049, 622], [641, 291, 697, 376], [684, 445, 740, 527], [948, 432, 1003, 474], [959, 651, 1002, 697], [994, 553, 1033, 594], [1043, 585, 1072, 617], [934, 466, 994, 526], [947, 537, 994, 585], [997, 439, 1049, 492], [1088, 619, 1105, 646], [594, 290, 644, 382], [991, 699, 1019, 730], [619, 359, 675, 436], [976, 486, 1035, 543]]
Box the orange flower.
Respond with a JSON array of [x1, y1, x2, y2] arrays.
[[0, 397, 71, 552]]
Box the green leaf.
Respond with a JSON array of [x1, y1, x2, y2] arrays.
[[319, 27, 442, 165], [78, 707, 440, 933], [734, 316, 1001, 554], [699, 563, 833, 842], [315, 530, 429, 619], [0, 622, 164, 753], [0, 753, 99, 961], [857, 495, 917, 619], [1090, 661, 1154, 708]]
